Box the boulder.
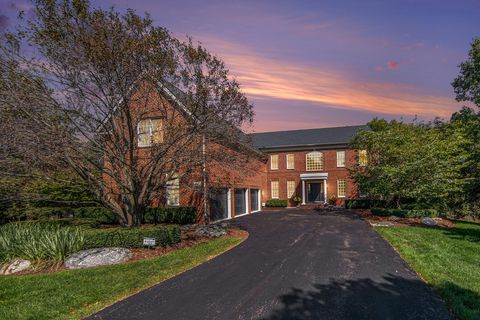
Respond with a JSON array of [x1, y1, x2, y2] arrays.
[[0, 259, 31, 275], [196, 224, 227, 238], [388, 215, 401, 221], [422, 217, 438, 227], [65, 247, 132, 269]]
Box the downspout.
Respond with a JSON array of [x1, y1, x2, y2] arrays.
[[202, 133, 209, 225]]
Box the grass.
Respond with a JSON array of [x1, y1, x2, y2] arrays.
[[0, 236, 243, 320], [376, 221, 480, 320]]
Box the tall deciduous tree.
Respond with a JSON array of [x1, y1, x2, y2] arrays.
[[349, 119, 467, 209], [0, 0, 254, 226], [452, 37, 480, 108]]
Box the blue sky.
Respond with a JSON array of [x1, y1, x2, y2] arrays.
[[1, 0, 479, 132]]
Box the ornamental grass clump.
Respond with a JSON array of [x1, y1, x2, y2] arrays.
[[0, 222, 85, 263]]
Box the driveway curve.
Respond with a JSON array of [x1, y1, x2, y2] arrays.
[[89, 209, 452, 320]]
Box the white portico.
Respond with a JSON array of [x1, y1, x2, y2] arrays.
[[300, 173, 328, 205]]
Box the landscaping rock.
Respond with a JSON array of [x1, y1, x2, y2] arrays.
[[422, 217, 438, 227], [65, 247, 132, 269], [0, 259, 31, 275], [388, 215, 401, 221], [370, 221, 394, 227], [196, 224, 227, 238]]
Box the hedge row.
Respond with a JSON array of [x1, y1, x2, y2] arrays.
[[370, 207, 440, 218], [345, 199, 396, 209], [265, 199, 288, 207], [83, 225, 181, 249], [144, 207, 196, 225]]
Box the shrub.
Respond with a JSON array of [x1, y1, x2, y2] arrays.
[[265, 199, 288, 207], [0, 222, 85, 263], [144, 207, 196, 225], [371, 207, 440, 218], [74, 207, 116, 225], [345, 199, 396, 209], [83, 225, 181, 249]]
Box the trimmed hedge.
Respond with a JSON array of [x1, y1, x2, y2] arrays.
[[73, 207, 116, 225], [144, 207, 196, 225], [371, 207, 440, 218], [345, 199, 395, 209], [83, 225, 181, 249], [265, 199, 288, 207]]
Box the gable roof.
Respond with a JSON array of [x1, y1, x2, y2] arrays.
[[250, 125, 368, 151]]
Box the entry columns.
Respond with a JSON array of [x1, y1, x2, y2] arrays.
[[323, 179, 327, 204], [301, 180, 306, 205]]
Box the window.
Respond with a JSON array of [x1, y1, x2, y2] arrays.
[[306, 151, 323, 171], [286, 154, 295, 169], [271, 181, 279, 199], [287, 181, 296, 198], [166, 175, 180, 206], [270, 154, 279, 170], [138, 118, 163, 147], [337, 179, 346, 198], [336, 150, 346, 167], [359, 150, 368, 166]]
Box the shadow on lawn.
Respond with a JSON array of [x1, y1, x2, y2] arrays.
[[262, 274, 454, 320], [441, 220, 480, 243]]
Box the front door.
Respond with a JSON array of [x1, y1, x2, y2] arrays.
[[307, 182, 323, 202]]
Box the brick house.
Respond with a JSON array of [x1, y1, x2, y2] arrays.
[[250, 126, 368, 208], [112, 82, 367, 222]]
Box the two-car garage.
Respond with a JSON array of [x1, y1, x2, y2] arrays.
[[209, 188, 261, 222]]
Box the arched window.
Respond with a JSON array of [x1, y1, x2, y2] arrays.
[[306, 151, 323, 171]]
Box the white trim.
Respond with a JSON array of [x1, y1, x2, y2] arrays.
[[227, 188, 232, 219], [324, 179, 328, 203], [300, 173, 328, 180], [245, 188, 250, 215], [233, 212, 249, 218], [286, 154, 295, 170], [270, 154, 279, 170], [301, 180, 306, 205], [336, 150, 346, 167]]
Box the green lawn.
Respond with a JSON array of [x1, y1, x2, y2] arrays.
[[0, 237, 243, 320], [376, 221, 480, 320]]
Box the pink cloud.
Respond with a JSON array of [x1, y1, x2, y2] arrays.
[[387, 61, 399, 70], [193, 35, 459, 118]]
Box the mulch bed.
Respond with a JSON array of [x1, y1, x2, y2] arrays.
[[7, 228, 248, 276], [359, 209, 455, 228]]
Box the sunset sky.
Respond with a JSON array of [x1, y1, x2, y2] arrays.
[[1, 0, 479, 132]]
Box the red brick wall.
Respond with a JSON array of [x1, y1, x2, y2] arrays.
[[264, 149, 358, 206]]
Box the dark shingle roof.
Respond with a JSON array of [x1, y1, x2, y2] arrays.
[[250, 125, 368, 150]]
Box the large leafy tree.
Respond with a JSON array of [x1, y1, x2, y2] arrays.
[[452, 37, 480, 107], [349, 119, 467, 209], [0, 0, 254, 226]]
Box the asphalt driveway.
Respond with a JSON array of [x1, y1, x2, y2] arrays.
[[89, 209, 452, 320]]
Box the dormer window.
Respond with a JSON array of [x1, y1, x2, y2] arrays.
[[138, 118, 163, 147]]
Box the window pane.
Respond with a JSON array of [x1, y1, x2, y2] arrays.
[[337, 179, 346, 198], [151, 119, 164, 144], [271, 181, 279, 199], [138, 120, 151, 147], [270, 155, 279, 170], [286, 154, 295, 169], [337, 151, 346, 167], [287, 181, 296, 197], [306, 152, 323, 171], [167, 175, 180, 206], [359, 150, 368, 166]]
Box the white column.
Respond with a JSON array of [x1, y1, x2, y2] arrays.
[[323, 179, 327, 204], [301, 180, 306, 205], [245, 189, 249, 214], [227, 189, 232, 219]]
